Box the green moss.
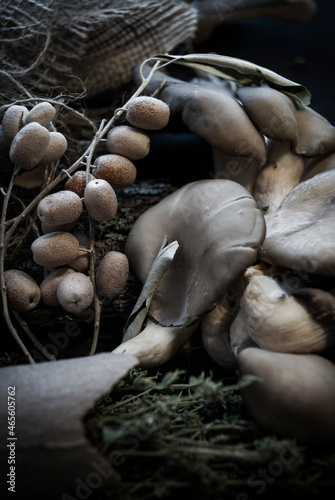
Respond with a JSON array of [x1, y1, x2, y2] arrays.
[[84, 368, 335, 500]]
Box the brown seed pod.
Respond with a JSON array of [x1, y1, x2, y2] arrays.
[[25, 102, 56, 126], [40, 268, 76, 306], [93, 154, 137, 189], [64, 171, 95, 198], [106, 125, 150, 160], [96, 251, 129, 299], [31, 232, 80, 267], [4, 269, 41, 312], [37, 190, 83, 226], [2, 105, 29, 145], [38, 131, 68, 166], [84, 179, 118, 221], [126, 96, 170, 130], [9, 122, 50, 170], [56, 272, 94, 315], [68, 230, 95, 272]]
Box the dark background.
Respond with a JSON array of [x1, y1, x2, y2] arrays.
[[135, 0, 335, 185], [196, 0, 334, 124]]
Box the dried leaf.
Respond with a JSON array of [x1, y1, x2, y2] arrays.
[[148, 53, 311, 105], [123, 236, 179, 341]]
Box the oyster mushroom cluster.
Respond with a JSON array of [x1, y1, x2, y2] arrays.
[[113, 65, 335, 443]]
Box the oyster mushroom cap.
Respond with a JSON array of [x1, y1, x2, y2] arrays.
[[237, 348, 335, 444], [258, 169, 335, 276], [292, 105, 335, 157], [240, 274, 333, 353], [139, 71, 266, 165], [126, 179, 266, 327], [236, 85, 298, 143]]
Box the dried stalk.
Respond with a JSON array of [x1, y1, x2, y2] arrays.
[[12, 311, 57, 362], [0, 167, 35, 363]]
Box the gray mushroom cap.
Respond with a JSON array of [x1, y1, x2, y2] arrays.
[[125, 179, 266, 327], [258, 170, 335, 276], [139, 71, 266, 165], [236, 85, 298, 143], [238, 348, 335, 444]]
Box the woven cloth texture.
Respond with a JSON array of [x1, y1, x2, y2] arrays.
[[0, 0, 198, 99]]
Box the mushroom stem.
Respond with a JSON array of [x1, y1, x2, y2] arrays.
[[211, 149, 262, 195], [254, 139, 307, 212], [112, 318, 198, 367]]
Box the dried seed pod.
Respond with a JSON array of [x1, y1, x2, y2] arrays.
[[25, 102, 56, 126], [106, 125, 150, 160], [64, 171, 95, 198], [40, 268, 76, 306], [2, 105, 29, 145], [38, 131, 68, 166], [68, 231, 95, 272], [126, 96, 170, 130], [84, 179, 118, 221], [56, 272, 94, 315], [96, 251, 129, 299], [93, 154, 136, 189], [31, 232, 79, 267], [9, 122, 50, 170], [37, 190, 83, 226], [4, 269, 41, 311]]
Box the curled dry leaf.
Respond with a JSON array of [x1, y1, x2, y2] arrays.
[[0, 353, 138, 499]]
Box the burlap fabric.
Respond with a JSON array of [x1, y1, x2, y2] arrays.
[[0, 0, 198, 101]]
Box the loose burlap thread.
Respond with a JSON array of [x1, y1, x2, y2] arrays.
[[0, 0, 198, 104]]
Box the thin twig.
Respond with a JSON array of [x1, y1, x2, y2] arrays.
[[1, 60, 169, 361], [12, 311, 57, 362]]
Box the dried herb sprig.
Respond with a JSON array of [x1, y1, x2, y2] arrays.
[[85, 369, 335, 500]]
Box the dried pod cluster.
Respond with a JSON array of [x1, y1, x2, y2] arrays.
[[92, 96, 170, 189], [3, 96, 170, 320], [1, 102, 67, 171]]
